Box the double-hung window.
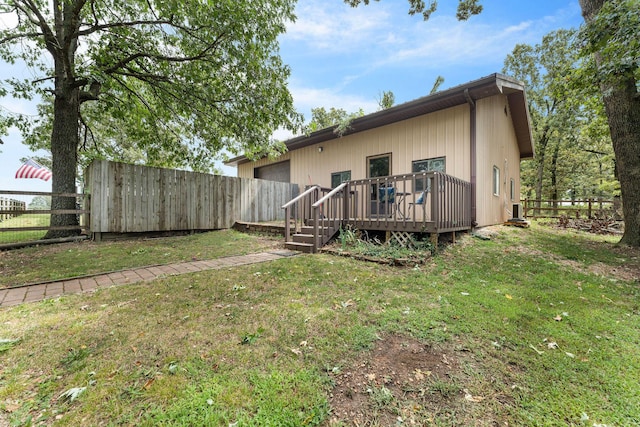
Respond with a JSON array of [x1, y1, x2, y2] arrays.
[[412, 157, 445, 193]]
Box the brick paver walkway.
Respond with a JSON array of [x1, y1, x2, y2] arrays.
[[0, 250, 298, 308]]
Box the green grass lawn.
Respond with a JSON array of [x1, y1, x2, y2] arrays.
[[0, 229, 282, 288], [0, 224, 638, 426]]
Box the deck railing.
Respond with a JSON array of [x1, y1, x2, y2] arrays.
[[282, 185, 320, 242], [312, 182, 348, 250], [344, 171, 472, 234], [283, 171, 472, 252]]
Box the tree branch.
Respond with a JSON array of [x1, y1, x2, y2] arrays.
[[0, 31, 44, 44], [19, 0, 59, 57], [11, 1, 41, 27], [77, 18, 175, 37], [100, 31, 226, 76]]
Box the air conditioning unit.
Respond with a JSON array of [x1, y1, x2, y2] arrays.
[[512, 203, 523, 219]]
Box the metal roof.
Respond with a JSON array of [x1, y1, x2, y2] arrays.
[[226, 73, 534, 166]]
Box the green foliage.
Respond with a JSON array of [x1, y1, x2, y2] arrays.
[[503, 29, 618, 202], [240, 327, 265, 345], [0, 0, 302, 172], [337, 227, 434, 262], [579, 0, 640, 79], [60, 347, 91, 371], [377, 90, 395, 110], [27, 196, 51, 210], [344, 0, 482, 21], [0, 338, 20, 354], [430, 75, 445, 94], [306, 106, 365, 136]]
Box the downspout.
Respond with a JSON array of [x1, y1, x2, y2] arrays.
[[464, 89, 477, 227]]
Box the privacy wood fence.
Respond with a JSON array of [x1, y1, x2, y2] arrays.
[[86, 160, 298, 239]]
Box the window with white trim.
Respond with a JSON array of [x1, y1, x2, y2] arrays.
[[493, 166, 500, 196]]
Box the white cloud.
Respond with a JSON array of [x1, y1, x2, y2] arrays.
[[285, 0, 394, 53], [289, 83, 379, 117], [285, 1, 582, 71]]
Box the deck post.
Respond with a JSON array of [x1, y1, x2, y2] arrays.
[[343, 182, 350, 223], [284, 206, 291, 242], [313, 206, 320, 254], [431, 174, 439, 229], [430, 232, 439, 250]]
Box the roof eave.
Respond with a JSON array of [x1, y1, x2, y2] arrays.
[[225, 73, 534, 166]]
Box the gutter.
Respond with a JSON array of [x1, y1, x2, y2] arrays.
[[464, 89, 478, 227]]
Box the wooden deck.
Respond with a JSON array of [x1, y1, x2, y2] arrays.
[[283, 171, 473, 252]]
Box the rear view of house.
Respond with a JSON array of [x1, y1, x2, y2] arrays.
[[227, 73, 534, 252]]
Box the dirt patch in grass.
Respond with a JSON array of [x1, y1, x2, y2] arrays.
[[326, 334, 467, 426], [506, 241, 640, 283]]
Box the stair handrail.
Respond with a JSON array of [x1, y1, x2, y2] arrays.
[[282, 185, 319, 210], [282, 185, 320, 242], [312, 182, 348, 252], [311, 182, 347, 208]]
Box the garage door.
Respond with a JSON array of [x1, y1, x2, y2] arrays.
[[254, 161, 290, 183]]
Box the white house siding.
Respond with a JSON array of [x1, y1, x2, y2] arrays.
[[475, 95, 522, 227], [237, 94, 523, 229], [238, 104, 470, 192]]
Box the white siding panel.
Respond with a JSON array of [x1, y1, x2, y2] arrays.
[[239, 104, 471, 192], [475, 95, 521, 227]]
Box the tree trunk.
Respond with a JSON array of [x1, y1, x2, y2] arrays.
[[580, 0, 640, 246], [534, 128, 550, 216], [46, 86, 81, 239], [601, 75, 640, 245], [550, 141, 559, 208]]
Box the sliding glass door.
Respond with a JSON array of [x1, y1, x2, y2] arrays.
[[367, 154, 391, 216]]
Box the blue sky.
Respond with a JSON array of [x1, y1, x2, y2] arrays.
[[0, 0, 584, 191]]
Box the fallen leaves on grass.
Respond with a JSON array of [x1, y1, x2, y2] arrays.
[[463, 389, 484, 403], [59, 387, 86, 403], [529, 344, 544, 355], [334, 299, 356, 310]]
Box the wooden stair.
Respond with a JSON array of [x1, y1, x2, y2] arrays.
[[284, 223, 339, 253]]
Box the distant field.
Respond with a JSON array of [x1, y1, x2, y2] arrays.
[[0, 213, 49, 244]]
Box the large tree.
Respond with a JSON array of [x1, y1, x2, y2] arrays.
[[578, 0, 640, 245], [349, 0, 640, 246], [502, 30, 613, 208], [0, 0, 300, 238]]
